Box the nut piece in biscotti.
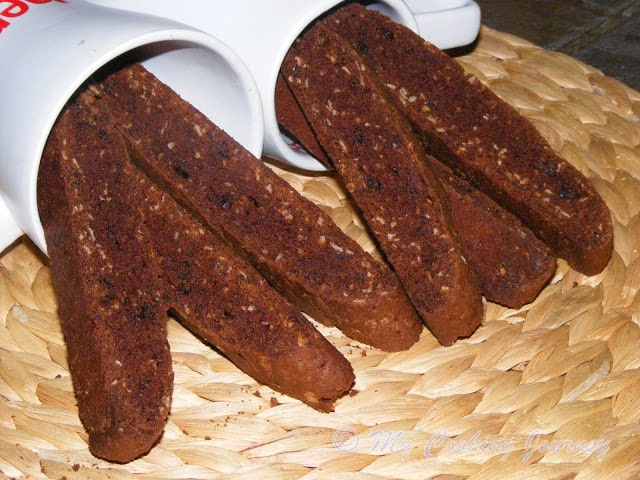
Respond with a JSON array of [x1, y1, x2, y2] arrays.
[[95, 63, 423, 352], [325, 3, 613, 276], [37, 97, 173, 463], [428, 156, 557, 308], [281, 21, 484, 346], [121, 144, 355, 413]]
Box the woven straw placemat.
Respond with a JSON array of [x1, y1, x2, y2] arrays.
[[2, 26, 640, 479]]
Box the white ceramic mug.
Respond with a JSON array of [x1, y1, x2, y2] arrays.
[[0, 0, 264, 255], [82, 0, 421, 172], [406, 0, 481, 50]]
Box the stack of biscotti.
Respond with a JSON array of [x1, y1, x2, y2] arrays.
[[325, 4, 613, 277], [97, 64, 422, 353], [38, 61, 444, 461], [38, 82, 357, 461], [276, 4, 612, 340], [276, 68, 556, 310]]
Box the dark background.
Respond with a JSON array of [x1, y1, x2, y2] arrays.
[[475, 0, 640, 92]]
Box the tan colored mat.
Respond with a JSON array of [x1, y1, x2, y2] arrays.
[[2, 26, 640, 479]]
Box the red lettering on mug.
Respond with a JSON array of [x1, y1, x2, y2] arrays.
[[0, 0, 67, 34], [1, 1, 28, 18]]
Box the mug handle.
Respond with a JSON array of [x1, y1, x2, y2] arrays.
[[0, 194, 23, 254]]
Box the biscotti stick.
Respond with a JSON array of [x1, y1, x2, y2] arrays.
[[38, 98, 173, 463], [96, 63, 423, 352], [326, 3, 613, 276], [281, 21, 484, 346]]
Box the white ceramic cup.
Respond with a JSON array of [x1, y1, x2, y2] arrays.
[[82, 0, 420, 172], [0, 0, 264, 255], [406, 0, 481, 50]]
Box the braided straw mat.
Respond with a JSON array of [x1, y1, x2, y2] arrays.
[[2, 26, 640, 479]]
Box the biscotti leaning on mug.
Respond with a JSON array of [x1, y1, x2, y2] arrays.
[[38, 71, 357, 463], [280, 19, 484, 347], [37, 62, 429, 462], [276, 3, 613, 341], [276, 19, 557, 311], [324, 3, 613, 277]]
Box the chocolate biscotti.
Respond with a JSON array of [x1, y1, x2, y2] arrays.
[[281, 21, 484, 346], [38, 79, 356, 461], [325, 3, 613, 276], [38, 97, 173, 463], [275, 76, 556, 309], [275, 45, 556, 309], [129, 142, 355, 414], [96, 63, 423, 352]]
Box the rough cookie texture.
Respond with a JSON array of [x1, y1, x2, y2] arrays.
[[130, 148, 355, 414], [97, 64, 423, 352], [326, 3, 613, 276], [38, 98, 173, 463], [428, 156, 556, 308], [281, 21, 484, 346]]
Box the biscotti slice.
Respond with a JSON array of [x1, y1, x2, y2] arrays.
[[124, 145, 355, 413], [429, 157, 557, 307], [281, 21, 484, 346], [96, 63, 423, 352], [37, 96, 173, 463], [325, 3, 613, 276]]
